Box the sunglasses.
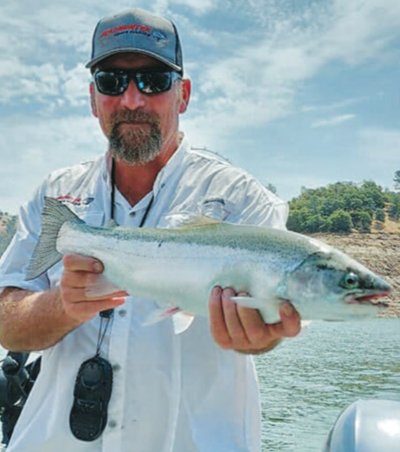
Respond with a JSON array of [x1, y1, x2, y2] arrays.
[[93, 69, 181, 96]]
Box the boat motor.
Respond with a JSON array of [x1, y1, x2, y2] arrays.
[[323, 399, 400, 452]]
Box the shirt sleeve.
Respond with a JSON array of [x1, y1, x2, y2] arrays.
[[0, 184, 49, 293], [222, 173, 289, 229]]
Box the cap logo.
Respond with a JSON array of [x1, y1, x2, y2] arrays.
[[101, 24, 167, 42]]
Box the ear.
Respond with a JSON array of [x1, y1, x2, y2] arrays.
[[178, 79, 191, 114], [90, 82, 98, 118]]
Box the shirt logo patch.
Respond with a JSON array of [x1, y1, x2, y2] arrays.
[[55, 196, 94, 207]]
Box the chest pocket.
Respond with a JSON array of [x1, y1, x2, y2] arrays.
[[199, 197, 231, 221], [47, 211, 105, 289]]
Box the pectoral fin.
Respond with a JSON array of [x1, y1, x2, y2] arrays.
[[231, 296, 265, 310], [85, 274, 122, 298], [142, 307, 195, 334]]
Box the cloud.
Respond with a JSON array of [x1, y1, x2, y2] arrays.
[[181, 0, 400, 145], [0, 114, 106, 214], [302, 96, 369, 113], [311, 114, 356, 128]]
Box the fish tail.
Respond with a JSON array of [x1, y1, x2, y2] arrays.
[[26, 197, 84, 280]]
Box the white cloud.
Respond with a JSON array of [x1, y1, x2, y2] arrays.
[[302, 97, 369, 113], [0, 115, 106, 214], [181, 0, 400, 144], [311, 114, 356, 128]]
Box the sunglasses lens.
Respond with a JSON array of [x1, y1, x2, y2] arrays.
[[94, 70, 179, 96], [95, 71, 126, 96], [136, 72, 172, 94]]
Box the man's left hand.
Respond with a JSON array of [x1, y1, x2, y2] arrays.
[[208, 287, 301, 354]]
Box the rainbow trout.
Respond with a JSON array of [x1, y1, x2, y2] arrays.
[[27, 197, 391, 333]]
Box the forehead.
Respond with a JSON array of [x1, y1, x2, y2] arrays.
[[96, 53, 169, 71]]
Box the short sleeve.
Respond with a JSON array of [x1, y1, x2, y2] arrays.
[[0, 184, 49, 293]]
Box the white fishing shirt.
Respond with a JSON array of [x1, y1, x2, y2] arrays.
[[0, 137, 288, 452]]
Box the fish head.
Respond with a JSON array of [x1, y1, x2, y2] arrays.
[[285, 250, 392, 320]]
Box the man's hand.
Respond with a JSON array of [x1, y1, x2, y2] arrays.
[[208, 287, 300, 354], [60, 254, 126, 324]]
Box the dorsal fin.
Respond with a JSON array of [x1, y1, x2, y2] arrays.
[[163, 212, 222, 229]]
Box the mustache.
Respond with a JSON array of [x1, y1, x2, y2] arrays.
[[110, 110, 160, 127]]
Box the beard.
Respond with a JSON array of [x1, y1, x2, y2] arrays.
[[108, 110, 162, 165]]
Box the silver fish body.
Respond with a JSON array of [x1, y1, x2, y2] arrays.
[[27, 198, 391, 327]]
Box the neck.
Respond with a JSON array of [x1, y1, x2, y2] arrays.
[[112, 136, 180, 206]]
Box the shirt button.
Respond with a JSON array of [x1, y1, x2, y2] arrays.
[[130, 211, 136, 217], [109, 420, 117, 428], [112, 364, 121, 372], [119, 309, 127, 317]]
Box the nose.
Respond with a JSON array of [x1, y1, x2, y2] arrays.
[[119, 80, 146, 110]]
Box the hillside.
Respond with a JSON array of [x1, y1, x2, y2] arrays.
[[0, 213, 17, 256], [311, 232, 399, 318]]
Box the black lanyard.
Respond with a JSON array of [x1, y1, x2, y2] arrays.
[[70, 158, 156, 441]]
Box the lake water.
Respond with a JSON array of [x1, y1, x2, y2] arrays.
[[255, 319, 400, 451], [0, 319, 399, 451]]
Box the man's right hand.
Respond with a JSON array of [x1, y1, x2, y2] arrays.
[[60, 254, 127, 324]]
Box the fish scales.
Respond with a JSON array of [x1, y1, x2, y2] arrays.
[[26, 197, 392, 329]]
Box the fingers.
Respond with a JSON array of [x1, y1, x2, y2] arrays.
[[209, 286, 231, 349], [279, 301, 301, 338], [60, 254, 126, 323], [209, 287, 301, 354], [63, 254, 103, 273], [63, 296, 126, 322]]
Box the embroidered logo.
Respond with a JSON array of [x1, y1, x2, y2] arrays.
[[101, 24, 167, 42], [55, 195, 94, 207]]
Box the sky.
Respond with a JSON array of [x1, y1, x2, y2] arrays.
[[0, 0, 399, 214]]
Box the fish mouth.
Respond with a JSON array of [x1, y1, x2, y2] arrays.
[[345, 292, 391, 308]]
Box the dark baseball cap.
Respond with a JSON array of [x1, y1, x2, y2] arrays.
[[86, 9, 183, 74]]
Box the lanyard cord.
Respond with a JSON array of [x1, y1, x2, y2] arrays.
[[96, 158, 155, 352]]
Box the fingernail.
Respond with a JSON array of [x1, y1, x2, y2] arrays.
[[282, 303, 294, 317], [93, 262, 102, 272], [223, 287, 235, 297], [212, 286, 221, 296]]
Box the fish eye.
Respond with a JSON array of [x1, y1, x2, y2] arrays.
[[341, 272, 359, 289]]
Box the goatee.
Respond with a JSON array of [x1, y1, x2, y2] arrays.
[[108, 110, 162, 165]]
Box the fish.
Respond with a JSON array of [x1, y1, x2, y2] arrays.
[[26, 197, 391, 333]]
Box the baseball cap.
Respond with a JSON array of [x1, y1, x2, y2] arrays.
[[86, 9, 183, 74]]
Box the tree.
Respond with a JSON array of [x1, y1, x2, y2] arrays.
[[265, 183, 277, 195], [327, 210, 353, 234], [394, 171, 400, 191], [375, 208, 385, 223]]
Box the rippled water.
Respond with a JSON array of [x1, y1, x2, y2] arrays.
[[0, 320, 399, 451], [255, 319, 400, 451]]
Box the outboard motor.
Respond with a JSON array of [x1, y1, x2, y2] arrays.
[[323, 399, 400, 452], [0, 352, 41, 446]]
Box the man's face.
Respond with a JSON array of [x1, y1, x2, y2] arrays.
[[90, 53, 190, 165]]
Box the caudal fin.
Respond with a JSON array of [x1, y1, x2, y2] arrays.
[[26, 197, 84, 281]]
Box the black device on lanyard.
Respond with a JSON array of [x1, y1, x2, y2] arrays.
[[69, 158, 154, 441]]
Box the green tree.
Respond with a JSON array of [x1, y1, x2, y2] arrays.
[[305, 214, 327, 233], [394, 170, 400, 191], [327, 210, 353, 234], [389, 197, 400, 220], [375, 208, 385, 222]]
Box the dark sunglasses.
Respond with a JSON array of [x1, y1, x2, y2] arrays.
[[93, 69, 181, 96]]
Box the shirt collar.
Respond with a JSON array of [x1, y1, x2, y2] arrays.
[[100, 133, 189, 210]]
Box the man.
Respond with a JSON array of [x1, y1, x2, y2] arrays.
[[0, 8, 300, 452]]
